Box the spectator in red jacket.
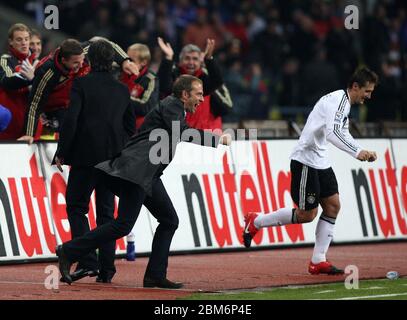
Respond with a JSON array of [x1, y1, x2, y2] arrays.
[[0, 23, 37, 140], [18, 37, 138, 144], [29, 29, 42, 61], [120, 43, 159, 130], [157, 37, 231, 131], [29, 29, 57, 140]]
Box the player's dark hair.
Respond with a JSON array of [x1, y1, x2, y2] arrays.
[[30, 29, 42, 40], [87, 39, 114, 72], [172, 75, 202, 98], [60, 39, 83, 59], [347, 66, 379, 88]]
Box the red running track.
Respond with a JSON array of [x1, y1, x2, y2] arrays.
[[0, 242, 406, 300]]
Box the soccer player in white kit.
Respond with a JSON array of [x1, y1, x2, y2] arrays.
[[243, 67, 379, 274]]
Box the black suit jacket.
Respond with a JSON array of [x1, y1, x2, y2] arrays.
[[54, 71, 135, 166], [96, 95, 220, 195]]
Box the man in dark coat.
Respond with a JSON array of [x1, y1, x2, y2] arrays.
[[56, 75, 231, 288], [53, 40, 135, 283]]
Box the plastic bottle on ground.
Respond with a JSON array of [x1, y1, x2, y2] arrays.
[[126, 232, 136, 261]]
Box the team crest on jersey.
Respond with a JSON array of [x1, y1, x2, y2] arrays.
[[335, 111, 343, 123], [307, 195, 316, 204]]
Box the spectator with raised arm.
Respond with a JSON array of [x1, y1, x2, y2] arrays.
[[157, 37, 231, 131]]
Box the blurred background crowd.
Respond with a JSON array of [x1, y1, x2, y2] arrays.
[[2, 0, 407, 125]]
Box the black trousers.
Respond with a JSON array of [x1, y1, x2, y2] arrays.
[[65, 166, 116, 278], [63, 172, 179, 280]]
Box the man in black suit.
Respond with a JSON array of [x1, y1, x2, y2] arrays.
[[54, 40, 135, 283], [56, 74, 231, 288]]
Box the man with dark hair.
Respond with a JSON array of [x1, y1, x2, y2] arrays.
[[0, 23, 37, 140], [346, 66, 379, 89], [53, 39, 135, 283], [29, 29, 42, 61], [30, 30, 61, 141], [243, 67, 379, 275], [18, 38, 138, 144], [86, 40, 115, 72], [16, 37, 136, 280], [120, 43, 159, 258], [56, 75, 231, 288]]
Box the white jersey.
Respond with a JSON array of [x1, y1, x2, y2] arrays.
[[290, 89, 362, 169]]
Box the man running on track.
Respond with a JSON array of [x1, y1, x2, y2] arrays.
[[243, 66, 379, 275]]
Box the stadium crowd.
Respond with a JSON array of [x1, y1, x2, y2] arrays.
[[0, 0, 399, 287], [1, 0, 407, 141]]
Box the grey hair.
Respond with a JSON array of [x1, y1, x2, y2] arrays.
[[179, 44, 201, 61]]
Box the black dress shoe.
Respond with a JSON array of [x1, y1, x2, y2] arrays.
[[96, 275, 112, 283], [72, 268, 99, 281], [143, 277, 184, 289], [60, 268, 99, 283], [55, 245, 72, 285]]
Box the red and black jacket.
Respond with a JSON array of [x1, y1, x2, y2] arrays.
[[24, 41, 130, 137], [0, 46, 36, 139], [157, 57, 223, 99], [120, 66, 159, 129], [157, 57, 227, 131]]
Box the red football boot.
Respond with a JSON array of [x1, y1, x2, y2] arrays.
[[243, 213, 259, 248], [308, 261, 344, 275]]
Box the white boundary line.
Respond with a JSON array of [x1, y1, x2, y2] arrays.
[[336, 292, 407, 300]]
